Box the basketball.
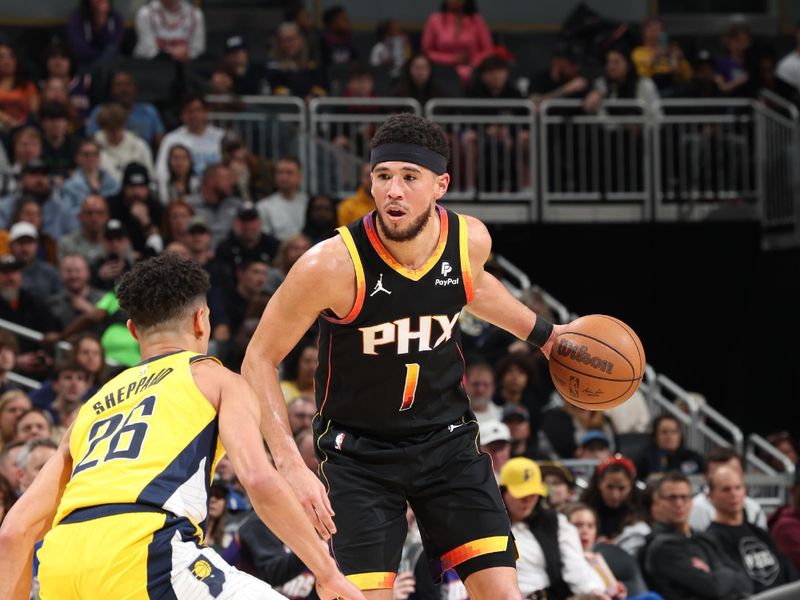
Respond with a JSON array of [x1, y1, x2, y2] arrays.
[[549, 314, 645, 411]]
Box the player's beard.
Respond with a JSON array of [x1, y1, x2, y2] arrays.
[[376, 204, 433, 243]]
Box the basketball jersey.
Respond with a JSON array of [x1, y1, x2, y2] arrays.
[[316, 206, 474, 436], [54, 351, 225, 536]]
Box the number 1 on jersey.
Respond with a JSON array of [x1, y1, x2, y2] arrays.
[[400, 363, 420, 411]]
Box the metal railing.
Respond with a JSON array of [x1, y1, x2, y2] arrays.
[[426, 99, 537, 206]]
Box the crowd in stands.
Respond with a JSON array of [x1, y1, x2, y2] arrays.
[[1, 1, 800, 598]]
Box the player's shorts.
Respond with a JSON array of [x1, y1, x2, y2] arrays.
[[314, 413, 515, 591], [37, 503, 285, 600]]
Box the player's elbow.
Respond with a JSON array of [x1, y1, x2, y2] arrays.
[[0, 518, 28, 548], [238, 467, 279, 500]]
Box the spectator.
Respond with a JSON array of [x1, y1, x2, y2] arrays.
[[155, 95, 224, 182], [580, 455, 648, 554], [95, 104, 154, 182], [272, 233, 311, 277], [220, 133, 273, 204], [564, 503, 661, 600], [221, 259, 269, 336], [370, 20, 411, 79], [3, 197, 58, 264], [187, 164, 241, 246], [0, 472, 13, 524], [256, 157, 308, 241], [206, 65, 237, 101], [14, 407, 53, 443], [0, 42, 39, 133], [468, 55, 522, 100], [765, 431, 800, 471], [493, 352, 545, 422], [60, 138, 121, 218], [0, 332, 20, 395], [422, 0, 494, 85], [215, 201, 280, 279], [285, 3, 321, 64], [263, 22, 326, 99], [769, 464, 800, 572], [66, 0, 124, 69], [0, 441, 23, 497], [576, 431, 614, 461], [392, 53, 450, 105], [584, 47, 660, 117], [499, 457, 608, 599], [776, 23, 800, 98], [0, 391, 30, 449], [37, 77, 81, 133], [48, 253, 104, 330], [538, 461, 576, 511], [704, 465, 798, 593], [86, 71, 165, 148], [69, 332, 106, 387], [204, 479, 238, 559], [631, 17, 692, 96], [46, 363, 91, 429], [320, 5, 358, 70], [221, 35, 265, 96], [689, 447, 767, 532], [337, 162, 374, 227], [503, 403, 539, 459], [0, 255, 60, 365], [90, 218, 133, 290], [160, 197, 193, 245], [301, 194, 337, 243], [38, 101, 79, 180], [15, 438, 57, 494], [58, 194, 108, 263], [106, 162, 163, 255], [287, 396, 315, 435], [641, 471, 754, 600], [465, 361, 501, 424], [479, 420, 511, 477], [183, 215, 214, 267], [8, 222, 63, 298], [280, 342, 317, 404], [157, 144, 199, 205], [0, 127, 43, 198], [636, 414, 704, 481], [714, 24, 752, 96], [529, 46, 588, 106], [133, 0, 206, 62], [41, 42, 92, 124], [331, 64, 378, 153]]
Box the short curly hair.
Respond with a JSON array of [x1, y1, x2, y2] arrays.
[[117, 254, 210, 331], [371, 114, 450, 162]]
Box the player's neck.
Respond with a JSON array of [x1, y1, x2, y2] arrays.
[[376, 207, 441, 270], [138, 331, 208, 360]]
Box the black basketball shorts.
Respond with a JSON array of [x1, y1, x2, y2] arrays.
[[313, 414, 515, 591]]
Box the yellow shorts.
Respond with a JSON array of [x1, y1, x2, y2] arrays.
[[38, 504, 284, 600]]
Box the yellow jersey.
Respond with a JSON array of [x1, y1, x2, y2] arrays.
[[54, 350, 225, 536]]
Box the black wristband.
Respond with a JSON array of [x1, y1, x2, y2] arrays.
[[526, 317, 554, 349]]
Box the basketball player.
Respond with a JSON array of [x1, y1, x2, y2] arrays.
[[242, 114, 566, 599], [0, 255, 364, 600]]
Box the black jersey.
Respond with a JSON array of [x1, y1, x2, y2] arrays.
[[316, 206, 475, 436]]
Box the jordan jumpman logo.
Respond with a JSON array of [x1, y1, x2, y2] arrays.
[[370, 273, 392, 296]]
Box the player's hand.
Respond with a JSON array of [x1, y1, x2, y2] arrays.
[[540, 323, 568, 359], [393, 572, 416, 600], [315, 570, 368, 600], [284, 462, 337, 540]]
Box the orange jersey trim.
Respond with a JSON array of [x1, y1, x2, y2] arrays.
[[346, 572, 397, 590], [323, 226, 366, 324], [363, 206, 448, 282], [439, 535, 511, 573], [457, 214, 474, 303]]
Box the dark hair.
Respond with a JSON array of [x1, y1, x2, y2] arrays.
[[276, 155, 302, 169], [76, 137, 100, 156], [38, 100, 70, 121], [704, 446, 743, 474], [563, 501, 598, 524], [284, 3, 307, 22], [53, 361, 90, 381], [494, 352, 535, 388], [0, 472, 14, 517], [653, 470, 691, 495], [477, 55, 509, 75], [282, 339, 317, 382], [322, 5, 346, 27], [69, 332, 106, 384], [580, 456, 643, 534], [376, 19, 392, 41], [439, 0, 478, 15], [43, 41, 77, 78], [16, 407, 54, 431], [0, 330, 19, 354], [651, 414, 683, 443], [0, 41, 29, 88], [302, 194, 337, 241], [347, 62, 373, 81], [80, 0, 114, 20], [370, 114, 450, 162], [10, 196, 43, 227], [167, 144, 195, 185], [117, 254, 210, 331], [180, 94, 207, 111]]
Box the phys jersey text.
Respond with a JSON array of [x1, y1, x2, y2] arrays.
[[316, 206, 474, 436]]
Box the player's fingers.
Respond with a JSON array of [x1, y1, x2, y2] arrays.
[[314, 501, 337, 537]]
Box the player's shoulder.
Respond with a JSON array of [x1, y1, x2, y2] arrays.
[[286, 233, 353, 285], [459, 213, 491, 262], [190, 357, 239, 411]]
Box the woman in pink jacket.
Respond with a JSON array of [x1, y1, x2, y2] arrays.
[[422, 0, 494, 84]]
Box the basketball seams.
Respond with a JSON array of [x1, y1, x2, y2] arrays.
[[555, 330, 636, 379], [596, 315, 644, 378]]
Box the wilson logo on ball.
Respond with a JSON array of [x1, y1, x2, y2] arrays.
[[557, 339, 615, 375]]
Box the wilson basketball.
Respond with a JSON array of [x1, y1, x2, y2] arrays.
[[549, 314, 645, 411]]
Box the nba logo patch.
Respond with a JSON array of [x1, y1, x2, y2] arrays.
[[334, 432, 345, 450], [188, 556, 226, 597]]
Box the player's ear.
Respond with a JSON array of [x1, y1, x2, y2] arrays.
[[126, 319, 139, 341], [434, 172, 450, 200], [192, 307, 207, 339]]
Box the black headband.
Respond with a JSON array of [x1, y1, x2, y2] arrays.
[[370, 143, 448, 175]]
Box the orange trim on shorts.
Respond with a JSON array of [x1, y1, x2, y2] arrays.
[[346, 571, 397, 590], [363, 206, 448, 281], [323, 227, 366, 325], [457, 214, 474, 303], [439, 535, 511, 573]]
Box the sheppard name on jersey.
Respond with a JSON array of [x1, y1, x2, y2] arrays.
[[92, 368, 174, 415], [360, 312, 460, 355]]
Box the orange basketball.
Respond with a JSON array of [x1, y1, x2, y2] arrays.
[[549, 314, 645, 411]]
